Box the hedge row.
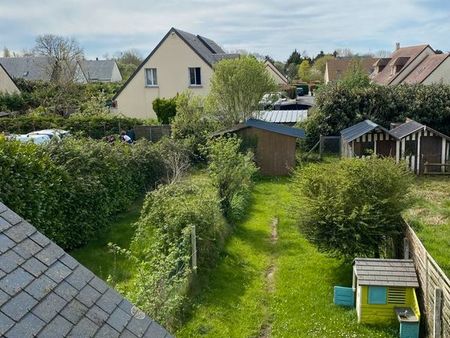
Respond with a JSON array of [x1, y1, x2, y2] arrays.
[[0, 115, 145, 139], [0, 136, 165, 250]]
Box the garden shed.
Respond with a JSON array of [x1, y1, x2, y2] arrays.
[[340, 119, 450, 174], [213, 118, 305, 176]]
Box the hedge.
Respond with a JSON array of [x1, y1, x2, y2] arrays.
[[0, 114, 145, 139], [0, 136, 165, 250]]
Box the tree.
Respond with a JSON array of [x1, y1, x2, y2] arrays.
[[293, 157, 412, 260], [312, 54, 335, 74], [286, 49, 302, 65], [298, 60, 311, 82], [33, 35, 83, 85], [206, 56, 276, 126], [3, 47, 10, 57], [115, 49, 143, 80], [340, 58, 371, 88], [152, 97, 177, 124], [285, 63, 299, 81]]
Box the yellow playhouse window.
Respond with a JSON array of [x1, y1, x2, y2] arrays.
[[368, 286, 387, 304]]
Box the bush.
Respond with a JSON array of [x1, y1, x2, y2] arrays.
[[0, 136, 165, 249], [206, 136, 258, 221], [0, 114, 145, 139], [293, 157, 412, 260], [126, 180, 227, 328], [152, 97, 177, 124]]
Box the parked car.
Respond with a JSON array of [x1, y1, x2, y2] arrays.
[[7, 134, 52, 144], [259, 92, 288, 109], [26, 129, 70, 140]]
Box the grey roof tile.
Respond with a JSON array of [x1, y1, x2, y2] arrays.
[[21, 257, 47, 277], [0, 210, 22, 226], [4, 221, 35, 243], [35, 243, 64, 266], [89, 277, 108, 294], [0, 203, 7, 213], [107, 306, 131, 332], [0, 234, 15, 253], [144, 322, 170, 338], [94, 324, 120, 338], [0, 289, 8, 307], [4, 312, 45, 338], [118, 299, 133, 314], [60, 253, 79, 270], [0, 216, 12, 232], [53, 280, 78, 302], [119, 328, 139, 338], [65, 265, 94, 290], [126, 316, 152, 337], [32, 292, 66, 323], [37, 315, 72, 337], [1, 290, 38, 321], [45, 261, 72, 283], [0, 267, 34, 296], [12, 238, 42, 259], [60, 299, 89, 324], [76, 284, 101, 308], [0, 250, 25, 273], [25, 274, 57, 300], [68, 317, 100, 338], [0, 56, 55, 81], [30, 231, 50, 247], [96, 288, 122, 314], [0, 311, 14, 335], [86, 305, 109, 326]]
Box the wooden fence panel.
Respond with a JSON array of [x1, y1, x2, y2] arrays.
[[405, 223, 450, 337], [134, 125, 171, 142]]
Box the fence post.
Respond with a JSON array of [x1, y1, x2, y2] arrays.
[[319, 135, 324, 159], [433, 288, 443, 338], [403, 237, 409, 259], [191, 225, 197, 273]]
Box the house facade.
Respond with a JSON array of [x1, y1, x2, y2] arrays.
[[372, 44, 450, 85], [0, 63, 20, 94], [112, 28, 239, 119], [264, 60, 288, 85]]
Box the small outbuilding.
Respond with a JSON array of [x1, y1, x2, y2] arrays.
[[340, 119, 450, 174], [213, 118, 305, 176]]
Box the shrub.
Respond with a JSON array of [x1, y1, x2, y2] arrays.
[[206, 136, 258, 221], [0, 136, 165, 249], [126, 180, 227, 328], [293, 157, 412, 260], [152, 97, 177, 124]]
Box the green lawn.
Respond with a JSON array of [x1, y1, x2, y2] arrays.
[[70, 197, 143, 289], [178, 178, 397, 337], [404, 176, 450, 276]]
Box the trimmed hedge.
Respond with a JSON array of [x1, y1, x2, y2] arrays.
[[0, 136, 165, 249], [0, 115, 145, 139]]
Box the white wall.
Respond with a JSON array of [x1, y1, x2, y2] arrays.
[[111, 62, 123, 82], [0, 67, 19, 94], [114, 32, 213, 119]]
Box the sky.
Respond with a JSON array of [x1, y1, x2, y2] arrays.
[[0, 0, 449, 61]]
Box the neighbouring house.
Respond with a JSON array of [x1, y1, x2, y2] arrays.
[[324, 57, 377, 84], [0, 56, 55, 82], [0, 63, 20, 94], [264, 60, 288, 86], [371, 43, 450, 85], [254, 110, 308, 126], [340, 119, 450, 174], [112, 27, 239, 119], [75, 59, 123, 83], [213, 118, 305, 175], [0, 202, 173, 337]]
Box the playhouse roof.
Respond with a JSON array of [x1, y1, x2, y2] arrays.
[[340, 120, 392, 142], [353, 258, 419, 288]]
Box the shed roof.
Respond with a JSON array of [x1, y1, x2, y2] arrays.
[[389, 120, 424, 139], [255, 110, 308, 124], [212, 118, 305, 138], [340, 119, 392, 142], [353, 258, 419, 288], [0, 202, 172, 337]]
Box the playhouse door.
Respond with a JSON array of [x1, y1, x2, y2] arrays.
[[377, 140, 396, 158], [420, 136, 442, 173]]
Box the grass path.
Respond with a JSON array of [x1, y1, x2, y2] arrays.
[[178, 178, 397, 337]]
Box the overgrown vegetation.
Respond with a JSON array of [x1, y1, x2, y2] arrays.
[[0, 136, 165, 249], [293, 157, 412, 259], [152, 97, 177, 124]]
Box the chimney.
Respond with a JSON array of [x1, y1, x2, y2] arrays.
[[96, 57, 99, 61], [395, 42, 400, 51]]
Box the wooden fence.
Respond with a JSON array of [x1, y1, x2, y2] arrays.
[[404, 223, 450, 337], [134, 125, 171, 142]]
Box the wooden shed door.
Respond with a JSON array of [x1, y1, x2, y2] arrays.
[[377, 140, 396, 158], [420, 136, 442, 173]]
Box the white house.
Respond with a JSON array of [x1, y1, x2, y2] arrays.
[[0, 63, 20, 94]]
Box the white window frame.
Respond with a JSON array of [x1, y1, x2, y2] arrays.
[[189, 67, 202, 86], [145, 68, 158, 87]]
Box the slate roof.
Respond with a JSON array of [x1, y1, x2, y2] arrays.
[[0, 56, 54, 81], [389, 120, 425, 139], [0, 202, 172, 338], [255, 110, 308, 124], [213, 118, 305, 138], [402, 54, 450, 84], [79, 60, 121, 82], [353, 258, 419, 288], [340, 119, 392, 142]]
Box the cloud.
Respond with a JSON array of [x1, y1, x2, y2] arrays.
[[0, 0, 449, 60]]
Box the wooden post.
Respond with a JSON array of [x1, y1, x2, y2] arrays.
[[403, 237, 409, 259], [191, 225, 197, 273], [441, 138, 446, 173], [319, 135, 324, 159], [433, 288, 443, 338]]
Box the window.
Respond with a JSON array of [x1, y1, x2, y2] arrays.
[[145, 68, 158, 86], [368, 286, 387, 305], [189, 67, 201, 86]]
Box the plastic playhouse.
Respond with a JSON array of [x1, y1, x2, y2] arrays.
[[334, 258, 420, 338]]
